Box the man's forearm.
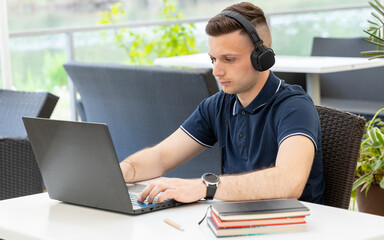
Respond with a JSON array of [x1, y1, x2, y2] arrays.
[[214, 136, 314, 201], [120, 146, 167, 183], [120, 128, 207, 183], [215, 166, 306, 201]]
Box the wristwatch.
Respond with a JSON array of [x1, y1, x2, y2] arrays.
[[201, 173, 220, 200]]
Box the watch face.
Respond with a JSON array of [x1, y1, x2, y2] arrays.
[[203, 173, 219, 183]]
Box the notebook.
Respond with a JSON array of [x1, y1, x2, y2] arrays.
[[211, 198, 310, 221], [22, 117, 183, 215]]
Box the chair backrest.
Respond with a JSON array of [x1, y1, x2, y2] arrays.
[[0, 89, 59, 200], [311, 37, 384, 102], [316, 105, 365, 209], [0, 90, 59, 137], [64, 61, 221, 178]]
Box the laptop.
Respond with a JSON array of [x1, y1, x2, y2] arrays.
[[22, 117, 183, 215]]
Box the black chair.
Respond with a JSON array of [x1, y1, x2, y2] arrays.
[[273, 72, 306, 91], [316, 105, 366, 209], [0, 89, 59, 200], [64, 61, 221, 178], [311, 37, 384, 119]]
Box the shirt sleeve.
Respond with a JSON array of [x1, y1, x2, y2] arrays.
[[275, 95, 320, 150], [180, 94, 220, 148]]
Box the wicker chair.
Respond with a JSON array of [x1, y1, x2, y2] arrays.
[[316, 105, 366, 209], [64, 61, 221, 178], [0, 89, 59, 200]]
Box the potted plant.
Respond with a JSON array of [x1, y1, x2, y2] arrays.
[[351, 0, 384, 216], [352, 108, 384, 215]]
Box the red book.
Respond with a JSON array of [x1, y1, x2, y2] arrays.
[[211, 211, 306, 229]]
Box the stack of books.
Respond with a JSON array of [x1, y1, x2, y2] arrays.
[[207, 198, 310, 237]]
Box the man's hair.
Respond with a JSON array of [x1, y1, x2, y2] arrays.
[[205, 2, 272, 47]]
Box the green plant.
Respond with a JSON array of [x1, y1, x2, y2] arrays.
[[353, 108, 384, 196], [43, 52, 67, 89], [361, 0, 384, 59], [352, 1, 384, 205], [97, 0, 198, 65]]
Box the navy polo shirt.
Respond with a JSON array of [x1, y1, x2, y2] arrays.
[[181, 71, 324, 204]]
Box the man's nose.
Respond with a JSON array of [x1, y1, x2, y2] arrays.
[[212, 61, 225, 77]]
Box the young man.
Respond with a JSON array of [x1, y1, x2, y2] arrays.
[[120, 2, 324, 204]]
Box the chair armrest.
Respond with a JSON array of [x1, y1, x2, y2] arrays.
[[0, 137, 43, 200]]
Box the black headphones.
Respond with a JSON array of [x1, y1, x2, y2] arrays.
[[220, 11, 275, 72]]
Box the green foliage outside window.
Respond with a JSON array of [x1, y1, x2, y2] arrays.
[[97, 0, 198, 65]]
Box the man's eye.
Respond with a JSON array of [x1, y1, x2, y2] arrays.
[[210, 57, 216, 64], [225, 58, 234, 63]]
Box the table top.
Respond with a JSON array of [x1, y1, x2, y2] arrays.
[[1, 193, 384, 240], [154, 53, 384, 74]]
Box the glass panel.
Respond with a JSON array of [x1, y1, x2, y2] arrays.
[[271, 9, 371, 56], [3, 0, 374, 120]]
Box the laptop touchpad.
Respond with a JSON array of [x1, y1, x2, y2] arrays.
[[126, 183, 147, 193]]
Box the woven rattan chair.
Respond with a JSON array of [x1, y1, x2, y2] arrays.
[[64, 61, 221, 178], [0, 89, 59, 200], [316, 105, 366, 209]]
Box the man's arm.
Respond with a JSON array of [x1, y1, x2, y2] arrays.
[[142, 135, 314, 203], [120, 128, 206, 183], [214, 135, 314, 201]]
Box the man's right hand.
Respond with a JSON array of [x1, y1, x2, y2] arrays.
[[137, 177, 206, 204]]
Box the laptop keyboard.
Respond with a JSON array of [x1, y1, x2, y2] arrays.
[[130, 193, 159, 208]]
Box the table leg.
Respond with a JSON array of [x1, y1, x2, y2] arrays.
[[306, 73, 321, 105]]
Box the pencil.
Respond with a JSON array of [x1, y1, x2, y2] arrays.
[[164, 218, 184, 231]]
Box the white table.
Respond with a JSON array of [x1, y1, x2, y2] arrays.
[[154, 54, 384, 105], [1, 193, 384, 240]]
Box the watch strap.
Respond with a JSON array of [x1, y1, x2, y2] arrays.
[[205, 183, 217, 200]]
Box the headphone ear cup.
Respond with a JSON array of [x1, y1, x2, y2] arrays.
[[251, 47, 275, 71], [259, 48, 275, 71], [251, 50, 263, 71]]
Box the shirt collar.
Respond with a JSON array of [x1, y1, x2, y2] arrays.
[[233, 71, 281, 115]]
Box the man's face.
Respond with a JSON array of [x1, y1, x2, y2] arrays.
[[208, 30, 262, 97]]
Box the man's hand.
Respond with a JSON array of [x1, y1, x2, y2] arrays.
[[137, 178, 207, 204]]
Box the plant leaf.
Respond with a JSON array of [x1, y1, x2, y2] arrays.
[[368, 128, 381, 147], [368, 20, 380, 26], [367, 108, 384, 129], [353, 173, 371, 190], [372, 159, 383, 172], [369, 55, 384, 60], [371, 12, 384, 26], [381, 178, 384, 189], [361, 50, 384, 56], [370, 0, 384, 18], [375, 127, 384, 147], [374, 0, 384, 13], [363, 30, 384, 43], [362, 38, 384, 52]]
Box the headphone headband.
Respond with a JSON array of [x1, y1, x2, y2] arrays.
[[220, 11, 263, 47]]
